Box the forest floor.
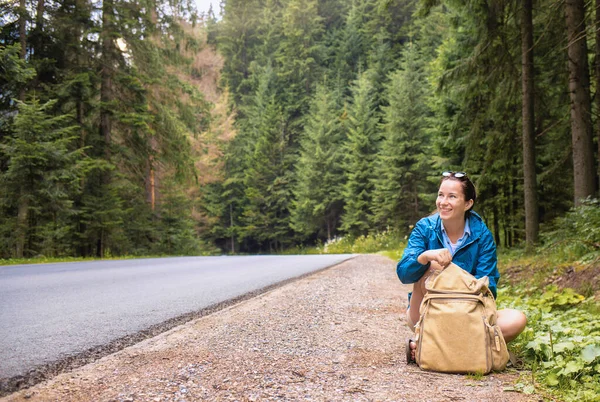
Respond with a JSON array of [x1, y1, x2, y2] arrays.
[[1, 255, 539, 402]]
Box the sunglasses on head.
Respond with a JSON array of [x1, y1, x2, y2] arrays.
[[442, 171, 468, 179]]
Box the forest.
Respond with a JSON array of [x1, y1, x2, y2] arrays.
[[1, 0, 599, 258]]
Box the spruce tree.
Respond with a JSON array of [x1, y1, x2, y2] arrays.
[[331, 0, 371, 93], [240, 66, 292, 251], [275, 0, 324, 140], [340, 71, 380, 237], [0, 43, 35, 113], [217, 0, 262, 105], [371, 45, 432, 233], [0, 99, 86, 257], [291, 83, 345, 241]]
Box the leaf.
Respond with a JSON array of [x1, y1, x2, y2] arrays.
[[554, 341, 576, 354], [542, 361, 557, 369], [562, 360, 584, 376], [522, 385, 535, 394], [581, 344, 600, 363], [545, 373, 559, 386]]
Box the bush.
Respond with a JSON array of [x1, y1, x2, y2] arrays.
[[540, 198, 600, 264], [317, 229, 404, 254]]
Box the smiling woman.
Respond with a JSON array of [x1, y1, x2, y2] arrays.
[[396, 171, 528, 365]]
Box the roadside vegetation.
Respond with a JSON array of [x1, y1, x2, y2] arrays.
[[497, 199, 600, 402]]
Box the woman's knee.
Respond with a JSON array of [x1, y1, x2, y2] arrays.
[[497, 308, 527, 342]]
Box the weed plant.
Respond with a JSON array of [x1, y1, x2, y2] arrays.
[[317, 229, 404, 255], [498, 200, 600, 400], [539, 198, 600, 265], [499, 284, 600, 401]]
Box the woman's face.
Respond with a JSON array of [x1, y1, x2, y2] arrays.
[[436, 179, 474, 223]]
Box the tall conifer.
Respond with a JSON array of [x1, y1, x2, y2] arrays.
[[240, 66, 292, 251], [0, 100, 86, 257], [291, 83, 345, 241], [340, 71, 380, 237], [371, 45, 432, 232]]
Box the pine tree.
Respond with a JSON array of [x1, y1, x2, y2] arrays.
[[217, 0, 262, 105], [340, 71, 380, 237], [0, 99, 86, 258], [275, 0, 324, 139], [291, 82, 345, 241], [0, 43, 35, 113], [371, 45, 432, 233], [240, 65, 292, 251], [416, 2, 522, 244], [254, 0, 284, 66], [331, 0, 372, 92]]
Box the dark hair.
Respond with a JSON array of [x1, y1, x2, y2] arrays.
[[440, 174, 476, 216]]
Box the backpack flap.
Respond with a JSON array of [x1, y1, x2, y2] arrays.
[[425, 262, 490, 295]]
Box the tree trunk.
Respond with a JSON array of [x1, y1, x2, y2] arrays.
[[16, 0, 28, 257], [36, 0, 44, 27], [230, 203, 235, 253], [100, 0, 114, 163], [521, 0, 539, 250], [18, 0, 27, 101], [146, 1, 159, 211], [596, 0, 600, 192], [29, 0, 45, 60], [16, 198, 29, 258], [564, 0, 596, 205], [492, 205, 500, 247], [34, 0, 45, 48], [75, 0, 88, 257], [99, 0, 115, 257]]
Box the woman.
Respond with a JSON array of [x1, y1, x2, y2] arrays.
[[397, 171, 527, 363]]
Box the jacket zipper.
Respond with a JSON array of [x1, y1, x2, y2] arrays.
[[433, 215, 480, 256]]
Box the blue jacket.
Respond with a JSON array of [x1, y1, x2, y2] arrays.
[[396, 211, 499, 298]]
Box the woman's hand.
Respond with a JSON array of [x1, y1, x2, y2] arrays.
[[417, 248, 452, 269]]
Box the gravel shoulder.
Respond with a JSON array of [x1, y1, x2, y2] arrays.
[[2, 255, 536, 401]]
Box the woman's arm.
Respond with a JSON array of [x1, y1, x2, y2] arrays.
[[397, 220, 434, 284], [475, 229, 499, 298]]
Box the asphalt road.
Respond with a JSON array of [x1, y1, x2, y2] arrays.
[[0, 255, 354, 379]]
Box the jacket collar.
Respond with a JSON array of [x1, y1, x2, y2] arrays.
[[430, 211, 484, 240]]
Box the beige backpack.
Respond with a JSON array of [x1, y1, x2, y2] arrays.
[[414, 263, 509, 374]]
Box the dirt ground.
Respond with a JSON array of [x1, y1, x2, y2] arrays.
[[1, 255, 539, 402]]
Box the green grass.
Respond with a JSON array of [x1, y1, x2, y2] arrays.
[[0, 255, 133, 266], [0, 253, 217, 266]]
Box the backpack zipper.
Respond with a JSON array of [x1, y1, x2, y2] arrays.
[[422, 293, 485, 304]]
